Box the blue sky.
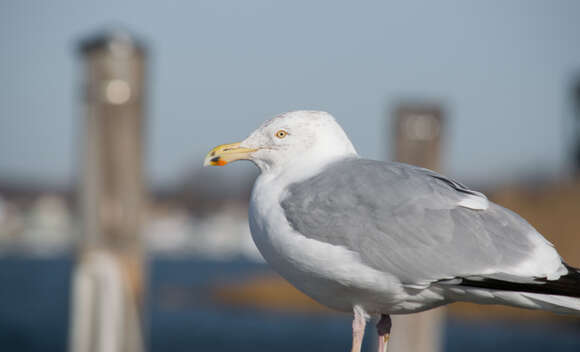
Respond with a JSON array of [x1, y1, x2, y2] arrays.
[[2, 1, 580, 189]]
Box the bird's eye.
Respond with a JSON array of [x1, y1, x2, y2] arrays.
[[275, 130, 288, 139]]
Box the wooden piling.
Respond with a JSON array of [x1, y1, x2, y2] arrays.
[[69, 30, 147, 352], [388, 102, 446, 352]]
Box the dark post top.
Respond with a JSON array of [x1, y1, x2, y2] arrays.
[[78, 29, 146, 56]]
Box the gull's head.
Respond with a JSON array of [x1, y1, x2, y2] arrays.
[[204, 110, 357, 173]]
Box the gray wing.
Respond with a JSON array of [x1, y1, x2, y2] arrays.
[[280, 158, 561, 287]]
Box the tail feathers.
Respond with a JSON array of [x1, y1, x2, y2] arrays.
[[445, 264, 580, 315], [458, 264, 580, 298], [519, 292, 580, 315]]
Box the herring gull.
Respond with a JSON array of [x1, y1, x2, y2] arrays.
[[204, 110, 580, 352]]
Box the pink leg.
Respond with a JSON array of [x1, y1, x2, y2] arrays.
[[376, 314, 392, 352], [351, 306, 367, 352]]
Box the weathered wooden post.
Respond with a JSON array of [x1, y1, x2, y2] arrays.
[[69, 30, 147, 352], [388, 103, 445, 352], [393, 104, 443, 172]]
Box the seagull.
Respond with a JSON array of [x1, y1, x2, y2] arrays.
[[204, 110, 580, 352]]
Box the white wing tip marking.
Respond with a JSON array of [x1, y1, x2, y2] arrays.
[[457, 194, 489, 210]]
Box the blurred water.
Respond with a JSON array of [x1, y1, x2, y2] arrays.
[[0, 257, 578, 351]]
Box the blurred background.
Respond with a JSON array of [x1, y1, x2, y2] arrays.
[[1, 1, 580, 351]]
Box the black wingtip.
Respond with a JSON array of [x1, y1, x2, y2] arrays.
[[457, 264, 580, 298]]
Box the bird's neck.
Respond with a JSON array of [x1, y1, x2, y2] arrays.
[[258, 151, 358, 188]]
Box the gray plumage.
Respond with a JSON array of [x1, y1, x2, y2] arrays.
[[280, 158, 556, 287]]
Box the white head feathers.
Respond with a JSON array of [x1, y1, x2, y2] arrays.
[[240, 110, 358, 174]]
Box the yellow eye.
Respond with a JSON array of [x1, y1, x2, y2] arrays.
[[275, 130, 288, 139]]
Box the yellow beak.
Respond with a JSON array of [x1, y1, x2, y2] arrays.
[[203, 142, 257, 166]]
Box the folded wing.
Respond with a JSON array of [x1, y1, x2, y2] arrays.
[[280, 158, 567, 289]]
